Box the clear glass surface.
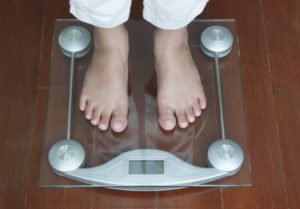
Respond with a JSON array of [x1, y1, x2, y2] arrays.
[[40, 19, 252, 188]]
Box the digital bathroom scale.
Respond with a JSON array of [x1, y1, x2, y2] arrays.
[[40, 19, 252, 191]]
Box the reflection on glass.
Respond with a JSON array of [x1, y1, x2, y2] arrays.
[[40, 19, 251, 188]]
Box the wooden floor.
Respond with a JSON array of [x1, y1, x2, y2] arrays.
[[0, 0, 299, 208]]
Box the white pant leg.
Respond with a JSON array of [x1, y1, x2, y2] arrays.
[[143, 0, 209, 30], [70, 0, 132, 28]]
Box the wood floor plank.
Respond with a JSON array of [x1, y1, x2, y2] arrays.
[[273, 87, 300, 209], [0, 1, 44, 209], [207, 0, 290, 208], [260, 0, 300, 208], [158, 188, 222, 209], [261, 0, 300, 88]]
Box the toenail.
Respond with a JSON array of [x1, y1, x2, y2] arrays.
[[195, 111, 201, 117], [164, 120, 174, 129], [189, 117, 195, 123], [114, 121, 123, 130], [91, 119, 97, 125], [99, 124, 107, 130], [180, 122, 188, 128]]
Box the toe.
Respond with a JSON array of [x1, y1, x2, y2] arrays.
[[176, 112, 189, 129], [111, 108, 128, 132], [90, 108, 101, 126], [98, 113, 111, 131], [192, 100, 202, 117], [158, 107, 176, 131], [85, 102, 94, 120], [79, 94, 87, 111], [185, 107, 195, 123], [198, 93, 207, 110]]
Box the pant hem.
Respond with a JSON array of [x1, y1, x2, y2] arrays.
[[143, 0, 209, 30], [70, 2, 130, 28]]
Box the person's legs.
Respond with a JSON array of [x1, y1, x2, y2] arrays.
[[70, 0, 132, 132], [143, 0, 209, 130]]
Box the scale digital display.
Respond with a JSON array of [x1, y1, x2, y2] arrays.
[[128, 160, 164, 175]]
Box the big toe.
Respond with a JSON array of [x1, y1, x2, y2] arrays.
[[158, 108, 176, 131], [110, 109, 128, 132]]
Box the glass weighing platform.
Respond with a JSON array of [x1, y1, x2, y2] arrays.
[[40, 19, 252, 191]]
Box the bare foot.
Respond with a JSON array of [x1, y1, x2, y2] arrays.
[[79, 25, 129, 132], [154, 27, 207, 130]]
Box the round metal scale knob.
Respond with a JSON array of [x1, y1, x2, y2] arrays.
[[48, 139, 86, 173], [207, 139, 244, 173], [58, 26, 92, 58], [200, 26, 233, 58]]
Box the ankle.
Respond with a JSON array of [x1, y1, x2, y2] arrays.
[[93, 24, 129, 51], [153, 27, 189, 54]]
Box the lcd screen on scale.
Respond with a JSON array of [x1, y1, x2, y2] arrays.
[[129, 160, 164, 175]]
